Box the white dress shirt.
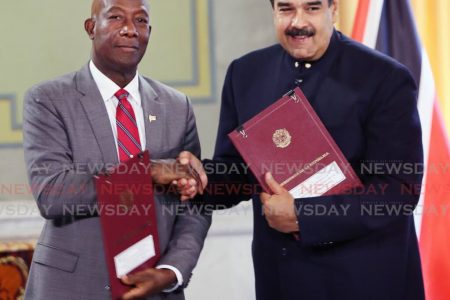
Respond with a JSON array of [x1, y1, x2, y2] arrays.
[[89, 61, 183, 292], [89, 60, 146, 155]]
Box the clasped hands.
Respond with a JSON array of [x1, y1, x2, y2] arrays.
[[163, 151, 299, 233], [150, 151, 208, 201]]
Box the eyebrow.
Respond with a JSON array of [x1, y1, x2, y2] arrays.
[[276, 2, 292, 8], [306, 1, 323, 5], [276, 1, 323, 8]]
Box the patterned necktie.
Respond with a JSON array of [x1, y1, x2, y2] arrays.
[[115, 89, 142, 162]]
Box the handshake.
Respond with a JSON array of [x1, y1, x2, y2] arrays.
[[151, 151, 207, 201]]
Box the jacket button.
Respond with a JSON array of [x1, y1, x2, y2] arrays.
[[281, 248, 288, 256]]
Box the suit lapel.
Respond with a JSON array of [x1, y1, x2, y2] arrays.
[[75, 64, 119, 164], [139, 77, 165, 157], [138, 77, 166, 226]]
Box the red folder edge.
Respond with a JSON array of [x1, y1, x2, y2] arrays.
[[95, 151, 161, 299]]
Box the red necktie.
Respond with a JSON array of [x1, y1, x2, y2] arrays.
[[115, 89, 142, 162]]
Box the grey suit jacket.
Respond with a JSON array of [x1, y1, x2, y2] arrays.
[[22, 64, 211, 300]]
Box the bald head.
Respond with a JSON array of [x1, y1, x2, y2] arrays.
[[90, 0, 149, 18]]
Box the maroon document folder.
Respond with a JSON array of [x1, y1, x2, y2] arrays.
[[95, 151, 160, 299], [228, 87, 362, 198]]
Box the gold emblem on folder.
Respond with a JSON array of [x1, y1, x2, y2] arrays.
[[272, 129, 292, 148]]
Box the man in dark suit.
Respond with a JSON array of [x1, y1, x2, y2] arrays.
[[180, 0, 425, 299], [23, 0, 210, 299]]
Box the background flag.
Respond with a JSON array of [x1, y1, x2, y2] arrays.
[[351, 0, 450, 299]]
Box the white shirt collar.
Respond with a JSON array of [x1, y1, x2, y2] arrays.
[[89, 60, 141, 105]]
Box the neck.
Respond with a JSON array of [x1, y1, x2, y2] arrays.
[[106, 71, 136, 88], [91, 59, 137, 88]]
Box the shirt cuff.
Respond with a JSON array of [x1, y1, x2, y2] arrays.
[[156, 265, 183, 293]]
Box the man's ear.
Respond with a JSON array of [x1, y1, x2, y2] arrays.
[[84, 18, 95, 40], [331, 0, 339, 24]]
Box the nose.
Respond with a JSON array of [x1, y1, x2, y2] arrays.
[[120, 20, 139, 37], [290, 10, 305, 27]]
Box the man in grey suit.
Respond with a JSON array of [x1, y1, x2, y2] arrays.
[[22, 0, 211, 299]]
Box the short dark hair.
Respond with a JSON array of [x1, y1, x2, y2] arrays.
[[269, 0, 333, 8]]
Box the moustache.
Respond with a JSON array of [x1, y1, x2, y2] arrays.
[[286, 27, 315, 38]]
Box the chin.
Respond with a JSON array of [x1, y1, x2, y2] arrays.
[[294, 48, 320, 60], [115, 58, 141, 69], [289, 52, 310, 61]]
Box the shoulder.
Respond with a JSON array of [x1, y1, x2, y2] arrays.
[[140, 76, 190, 108], [236, 44, 283, 64], [337, 33, 411, 77], [333, 33, 418, 111], [24, 71, 82, 112], [224, 44, 284, 81], [232, 44, 283, 69], [26, 71, 78, 100], [143, 77, 186, 99]]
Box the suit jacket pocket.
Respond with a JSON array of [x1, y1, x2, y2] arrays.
[[33, 243, 79, 273]]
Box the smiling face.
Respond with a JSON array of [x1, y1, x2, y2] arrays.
[[273, 0, 337, 61], [85, 0, 151, 79]]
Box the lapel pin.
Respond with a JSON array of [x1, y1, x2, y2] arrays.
[[148, 114, 157, 123]]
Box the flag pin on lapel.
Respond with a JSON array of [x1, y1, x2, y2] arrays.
[[148, 114, 157, 123]]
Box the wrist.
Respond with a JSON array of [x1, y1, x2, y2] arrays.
[[156, 265, 183, 293], [150, 161, 160, 182], [159, 268, 177, 290]]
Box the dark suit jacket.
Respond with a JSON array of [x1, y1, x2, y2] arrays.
[[210, 31, 424, 300], [23, 64, 211, 300]]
